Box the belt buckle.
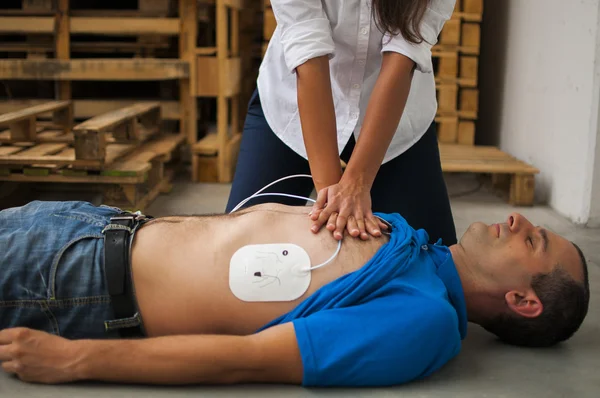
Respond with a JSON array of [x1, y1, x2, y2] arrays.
[[111, 211, 148, 223]]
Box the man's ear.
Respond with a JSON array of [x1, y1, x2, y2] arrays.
[[505, 290, 543, 318]]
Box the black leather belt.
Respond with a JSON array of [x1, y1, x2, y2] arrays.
[[102, 211, 153, 338]]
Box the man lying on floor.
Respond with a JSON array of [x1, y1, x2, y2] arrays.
[[0, 201, 590, 386]]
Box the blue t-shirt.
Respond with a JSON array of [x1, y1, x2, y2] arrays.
[[257, 212, 468, 387]]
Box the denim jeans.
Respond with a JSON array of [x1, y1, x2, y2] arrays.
[[0, 201, 136, 339]]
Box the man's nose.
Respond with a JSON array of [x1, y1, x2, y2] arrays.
[[507, 212, 532, 233]]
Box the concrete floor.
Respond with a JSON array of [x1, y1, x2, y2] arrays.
[[1, 174, 599, 397]]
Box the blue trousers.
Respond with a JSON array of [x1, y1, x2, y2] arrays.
[[226, 90, 457, 245]]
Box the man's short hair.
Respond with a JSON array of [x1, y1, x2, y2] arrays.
[[481, 243, 590, 347]]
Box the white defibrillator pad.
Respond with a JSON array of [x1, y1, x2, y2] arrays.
[[229, 243, 312, 302]]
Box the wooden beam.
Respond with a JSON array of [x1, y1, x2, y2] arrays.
[[0, 101, 71, 126], [0, 17, 53, 33], [73, 103, 160, 134], [179, 0, 198, 146], [0, 100, 72, 141], [70, 17, 180, 35], [217, 0, 229, 181], [0, 59, 189, 80], [55, 0, 72, 108], [223, 0, 243, 10], [0, 100, 180, 120]]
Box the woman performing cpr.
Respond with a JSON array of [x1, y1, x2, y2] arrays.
[[225, 0, 458, 245]]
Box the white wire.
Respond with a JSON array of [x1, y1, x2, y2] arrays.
[[229, 174, 342, 270], [229, 174, 314, 213]]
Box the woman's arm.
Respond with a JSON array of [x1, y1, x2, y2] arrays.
[[343, 52, 415, 190], [310, 52, 416, 239], [296, 56, 343, 191]]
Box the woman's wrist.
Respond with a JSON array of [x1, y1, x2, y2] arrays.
[[341, 166, 375, 192]]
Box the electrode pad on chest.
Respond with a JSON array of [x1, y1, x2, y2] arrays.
[[229, 243, 312, 302]]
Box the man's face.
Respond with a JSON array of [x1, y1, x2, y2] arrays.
[[459, 213, 582, 290]]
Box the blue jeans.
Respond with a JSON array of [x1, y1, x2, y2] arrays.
[[226, 89, 457, 245], [0, 201, 138, 339]]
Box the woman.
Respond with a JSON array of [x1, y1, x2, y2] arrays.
[[225, 0, 458, 245]]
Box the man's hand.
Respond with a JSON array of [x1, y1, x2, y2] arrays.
[[309, 177, 388, 241], [0, 327, 82, 384]]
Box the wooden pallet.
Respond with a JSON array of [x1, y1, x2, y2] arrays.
[[0, 133, 184, 211], [439, 143, 540, 206], [0, 101, 163, 170], [0, 0, 198, 163]]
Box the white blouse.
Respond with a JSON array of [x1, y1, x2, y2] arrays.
[[257, 0, 455, 164]]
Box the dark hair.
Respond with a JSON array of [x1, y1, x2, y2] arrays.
[[372, 0, 432, 45], [481, 243, 590, 348]]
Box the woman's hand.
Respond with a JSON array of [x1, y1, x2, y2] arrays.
[[309, 179, 388, 241]]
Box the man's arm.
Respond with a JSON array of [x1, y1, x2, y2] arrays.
[[0, 323, 303, 385]]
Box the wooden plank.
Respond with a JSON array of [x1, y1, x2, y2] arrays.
[[70, 17, 180, 35], [138, 133, 185, 161], [0, 9, 54, 16], [440, 19, 460, 46], [461, 23, 481, 49], [436, 116, 458, 143], [0, 100, 180, 121], [0, 41, 170, 54], [435, 52, 458, 81], [0, 17, 54, 33], [462, 0, 484, 14], [0, 172, 145, 185], [193, 132, 218, 155], [437, 84, 458, 114], [460, 56, 478, 83], [223, 0, 243, 10], [196, 56, 241, 97], [73, 103, 159, 134], [457, 121, 476, 145], [0, 101, 71, 125], [459, 88, 479, 116], [0, 59, 189, 80], [0, 146, 23, 156], [196, 47, 218, 55]]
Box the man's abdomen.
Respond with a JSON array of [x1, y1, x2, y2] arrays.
[[131, 204, 386, 337]]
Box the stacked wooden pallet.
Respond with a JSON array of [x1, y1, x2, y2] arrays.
[[191, 0, 244, 183], [0, 101, 184, 211], [0, 0, 196, 155], [434, 0, 482, 146]]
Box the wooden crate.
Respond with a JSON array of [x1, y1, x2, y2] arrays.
[[440, 143, 539, 206]]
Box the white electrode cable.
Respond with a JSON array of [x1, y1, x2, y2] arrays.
[[229, 174, 342, 271]]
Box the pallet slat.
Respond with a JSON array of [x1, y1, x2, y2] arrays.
[[0, 59, 189, 80]]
